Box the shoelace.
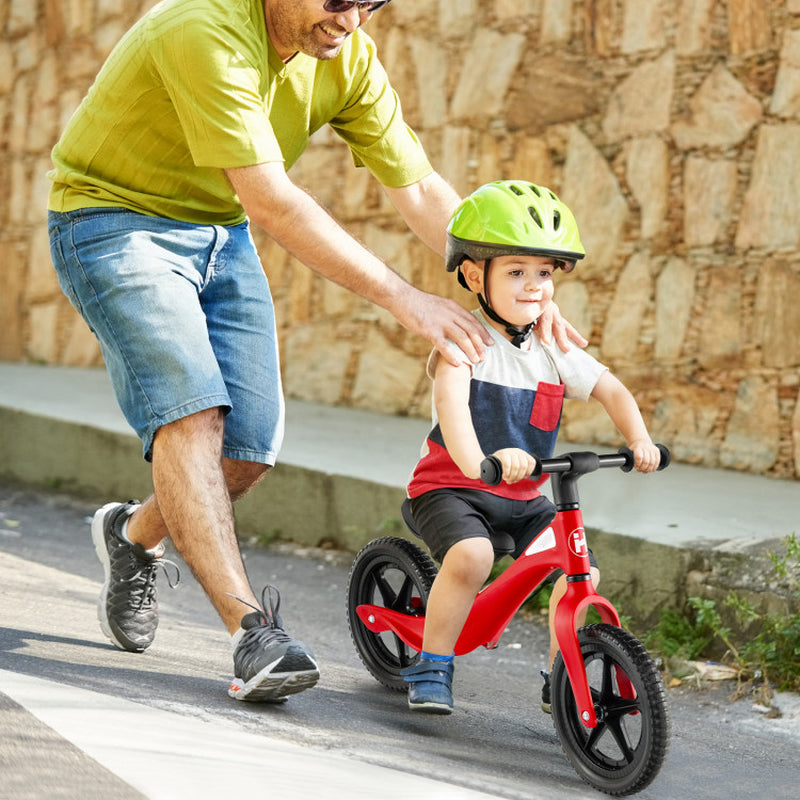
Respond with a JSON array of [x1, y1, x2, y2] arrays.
[[227, 585, 288, 635], [123, 551, 181, 611]]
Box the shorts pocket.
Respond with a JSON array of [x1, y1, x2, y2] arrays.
[[530, 382, 564, 431]]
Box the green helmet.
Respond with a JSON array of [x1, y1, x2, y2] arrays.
[[445, 180, 585, 281]]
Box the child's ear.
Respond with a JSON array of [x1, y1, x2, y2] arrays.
[[460, 259, 483, 293]]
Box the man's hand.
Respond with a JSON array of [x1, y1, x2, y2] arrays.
[[536, 300, 588, 352], [392, 288, 493, 367]]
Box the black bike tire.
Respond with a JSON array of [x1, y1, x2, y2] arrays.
[[550, 623, 670, 796], [346, 536, 438, 691]]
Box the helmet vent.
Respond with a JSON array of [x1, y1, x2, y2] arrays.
[[530, 184, 542, 197], [509, 184, 524, 196], [553, 209, 562, 229], [528, 205, 544, 228]]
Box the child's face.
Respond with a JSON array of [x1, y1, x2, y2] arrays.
[[470, 255, 556, 331]]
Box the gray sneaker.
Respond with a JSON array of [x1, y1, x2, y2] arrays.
[[91, 501, 179, 653], [228, 586, 319, 702]]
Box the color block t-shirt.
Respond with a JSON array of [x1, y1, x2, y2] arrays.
[[407, 310, 608, 501], [48, 0, 432, 225]]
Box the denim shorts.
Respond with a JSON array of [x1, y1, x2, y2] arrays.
[[48, 208, 284, 464]]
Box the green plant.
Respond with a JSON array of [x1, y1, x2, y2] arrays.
[[720, 533, 800, 693], [644, 534, 800, 698]]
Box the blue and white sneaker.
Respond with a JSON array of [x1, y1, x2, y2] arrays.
[[401, 658, 454, 714]]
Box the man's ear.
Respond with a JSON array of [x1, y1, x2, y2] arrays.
[[460, 258, 483, 294]]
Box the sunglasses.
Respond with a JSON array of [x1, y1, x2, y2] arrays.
[[322, 0, 392, 13]]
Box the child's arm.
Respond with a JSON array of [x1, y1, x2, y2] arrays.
[[434, 358, 538, 482], [590, 372, 661, 473]]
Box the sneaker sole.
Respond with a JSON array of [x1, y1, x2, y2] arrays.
[[91, 502, 147, 653], [408, 699, 453, 715], [228, 653, 320, 703]]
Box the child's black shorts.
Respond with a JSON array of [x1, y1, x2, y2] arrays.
[[408, 488, 598, 576]]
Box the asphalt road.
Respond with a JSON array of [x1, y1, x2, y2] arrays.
[[1, 482, 799, 800]]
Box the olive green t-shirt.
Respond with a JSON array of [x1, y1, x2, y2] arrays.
[[48, 0, 432, 225]]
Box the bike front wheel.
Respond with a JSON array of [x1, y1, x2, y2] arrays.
[[550, 623, 670, 796], [346, 536, 438, 691]]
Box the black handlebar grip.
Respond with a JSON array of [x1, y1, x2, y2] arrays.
[[618, 444, 671, 472], [480, 455, 503, 486]]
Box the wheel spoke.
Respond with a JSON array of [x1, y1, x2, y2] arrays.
[[372, 568, 398, 608], [396, 573, 417, 612]]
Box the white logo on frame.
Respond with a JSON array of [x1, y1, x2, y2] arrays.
[[568, 527, 588, 557], [525, 527, 556, 556]]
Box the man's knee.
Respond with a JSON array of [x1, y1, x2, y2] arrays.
[[224, 459, 270, 500]]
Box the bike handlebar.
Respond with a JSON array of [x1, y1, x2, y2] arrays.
[[479, 444, 671, 487]]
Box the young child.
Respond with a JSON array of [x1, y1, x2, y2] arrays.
[[402, 180, 661, 714]]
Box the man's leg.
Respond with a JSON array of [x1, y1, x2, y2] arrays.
[[129, 406, 266, 633]]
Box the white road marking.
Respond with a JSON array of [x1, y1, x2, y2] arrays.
[[0, 670, 505, 800]]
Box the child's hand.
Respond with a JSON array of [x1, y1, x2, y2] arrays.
[[629, 439, 661, 473], [491, 448, 539, 483]]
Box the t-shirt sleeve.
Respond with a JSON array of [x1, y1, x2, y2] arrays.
[[328, 39, 432, 187], [542, 342, 608, 401], [150, 18, 283, 168]]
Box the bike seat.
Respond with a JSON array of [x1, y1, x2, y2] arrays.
[[400, 499, 516, 558]]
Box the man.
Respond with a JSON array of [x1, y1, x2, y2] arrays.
[[47, 0, 581, 702]]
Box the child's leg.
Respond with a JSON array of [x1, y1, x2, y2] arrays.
[[402, 536, 494, 713], [422, 537, 495, 655]]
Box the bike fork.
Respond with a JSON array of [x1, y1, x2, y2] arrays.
[[553, 578, 622, 728]]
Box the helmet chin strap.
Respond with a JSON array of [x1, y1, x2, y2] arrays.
[[477, 260, 535, 348]]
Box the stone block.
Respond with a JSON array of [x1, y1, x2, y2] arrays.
[[601, 252, 653, 362], [351, 337, 426, 415], [540, 0, 573, 44], [562, 126, 628, 275], [736, 124, 800, 250], [507, 54, 603, 132], [754, 260, 800, 369], [621, 0, 666, 54], [625, 136, 669, 239], [0, 241, 25, 360], [437, 0, 478, 39], [553, 277, 592, 343], [652, 389, 720, 465], [27, 302, 60, 363], [770, 29, 800, 118], [698, 267, 742, 367], [676, 0, 715, 56], [720, 376, 779, 472], [655, 258, 696, 361], [727, 0, 772, 55], [282, 324, 352, 405], [408, 36, 447, 128], [683, 157, 738, 246], [8, 0, 37, 34], [671, 64, 762, 150], [602, 51, 675, 140], [450, 29, 525, 119]]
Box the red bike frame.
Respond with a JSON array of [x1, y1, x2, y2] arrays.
[[355, 448, 665, 729]]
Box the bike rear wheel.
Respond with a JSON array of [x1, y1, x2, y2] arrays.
[[346, 536, 438, 690], [551, 623, 670, 796]]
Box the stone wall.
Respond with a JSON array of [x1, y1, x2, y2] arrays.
[[3, 0, 800, 479]]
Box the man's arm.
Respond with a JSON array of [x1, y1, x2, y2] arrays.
[[382, 172, 461, 256], [225, 162, 491, 365]]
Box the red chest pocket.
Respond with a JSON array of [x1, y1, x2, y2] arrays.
[[530, 382, 564, 431]]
